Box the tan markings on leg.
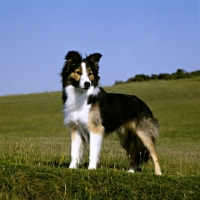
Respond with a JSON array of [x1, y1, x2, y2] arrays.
[[136, 130, 161, 175], [117, 121, 137, 149], [71, 130, 76, 141], [68, 122, 78, 141], [118, 121, 137, 132], [117, 121, 146, 170], [117, 125, 127, 149], [137, 117, 159, 140], [88, 102, 104, 134]]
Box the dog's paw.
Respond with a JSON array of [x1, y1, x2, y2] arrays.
[[155, 171, 162, 175], [127, 168, 135, 173], [88, 162, 97, 170], [69, 162, 78, 169]]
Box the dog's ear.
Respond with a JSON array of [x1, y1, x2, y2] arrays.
[[61, 51, 82, 76], [87, 53, 102, 67], [65, 51, 82, 65]]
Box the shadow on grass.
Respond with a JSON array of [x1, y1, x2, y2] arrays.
[[40, 160, 144, 173]]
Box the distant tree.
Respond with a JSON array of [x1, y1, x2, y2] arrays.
[[176, 69, 187, 74], [151, 74, 158, 80], [114, 80, 124, 85], [135, 74, 151, 81], [191, 70, 200, 77], [126, 74, 150, 82], [126, 77, 135, 82], [114, 69, 200, 85], [158, 73, 171, 80], [172, 69, 188, 79]]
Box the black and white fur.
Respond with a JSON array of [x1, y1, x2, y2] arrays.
[[61, 51, 161, 175]]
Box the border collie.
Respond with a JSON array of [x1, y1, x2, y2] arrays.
[[61, 51, 161, 175]]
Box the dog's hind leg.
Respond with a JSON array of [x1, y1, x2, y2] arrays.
[[136, 129, 161, 175], [126, 136, 150, 173], [127, 141, 139, 173], [117, 126, 143, 173]]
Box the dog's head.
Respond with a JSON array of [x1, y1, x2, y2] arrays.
[[61, 51, 102, 91]]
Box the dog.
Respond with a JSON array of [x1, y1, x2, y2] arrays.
[[61, 51, 161, 175]]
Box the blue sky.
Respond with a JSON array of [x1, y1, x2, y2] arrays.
[[0, 0, 199, 96]]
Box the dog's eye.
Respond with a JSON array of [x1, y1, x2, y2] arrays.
[[75, 71, 82, 75], [88, 72, 93, 76]]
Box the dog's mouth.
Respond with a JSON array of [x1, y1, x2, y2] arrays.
[[78, 85, 91, 91], [79, 87, 90, 91], [78, 81, 91, 91]]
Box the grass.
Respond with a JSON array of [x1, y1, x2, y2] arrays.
[[0, 77, 200, 199]]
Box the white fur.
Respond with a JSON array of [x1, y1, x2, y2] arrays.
[[63, 85, 92, 126], [79, 62, 91, 89], [88, 133, 103, 169], [69, 130, 86, 168], [63, 65, 101, 169], [127, 168, 135, 173]]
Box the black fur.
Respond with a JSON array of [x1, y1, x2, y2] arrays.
[[88, 88, 155, 169], [89, 87, 153, 133]]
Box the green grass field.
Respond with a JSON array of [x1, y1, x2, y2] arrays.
[[0, 77, 200, 199]]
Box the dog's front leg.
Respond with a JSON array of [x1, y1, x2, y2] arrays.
[[88, 133, 103, 169], [69, 130, 86, 169]]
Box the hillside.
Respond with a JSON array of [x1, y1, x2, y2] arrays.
[[0, 77, 200, 199]]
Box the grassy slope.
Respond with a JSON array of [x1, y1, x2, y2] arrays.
[[0, 77, 200, 199]]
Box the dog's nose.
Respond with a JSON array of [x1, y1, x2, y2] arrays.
[[84, 81, 91, 88]]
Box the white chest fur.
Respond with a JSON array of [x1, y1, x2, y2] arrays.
[[63, 85, 95, 127]]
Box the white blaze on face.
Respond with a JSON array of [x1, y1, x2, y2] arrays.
[[80, 62, 91, 89]]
